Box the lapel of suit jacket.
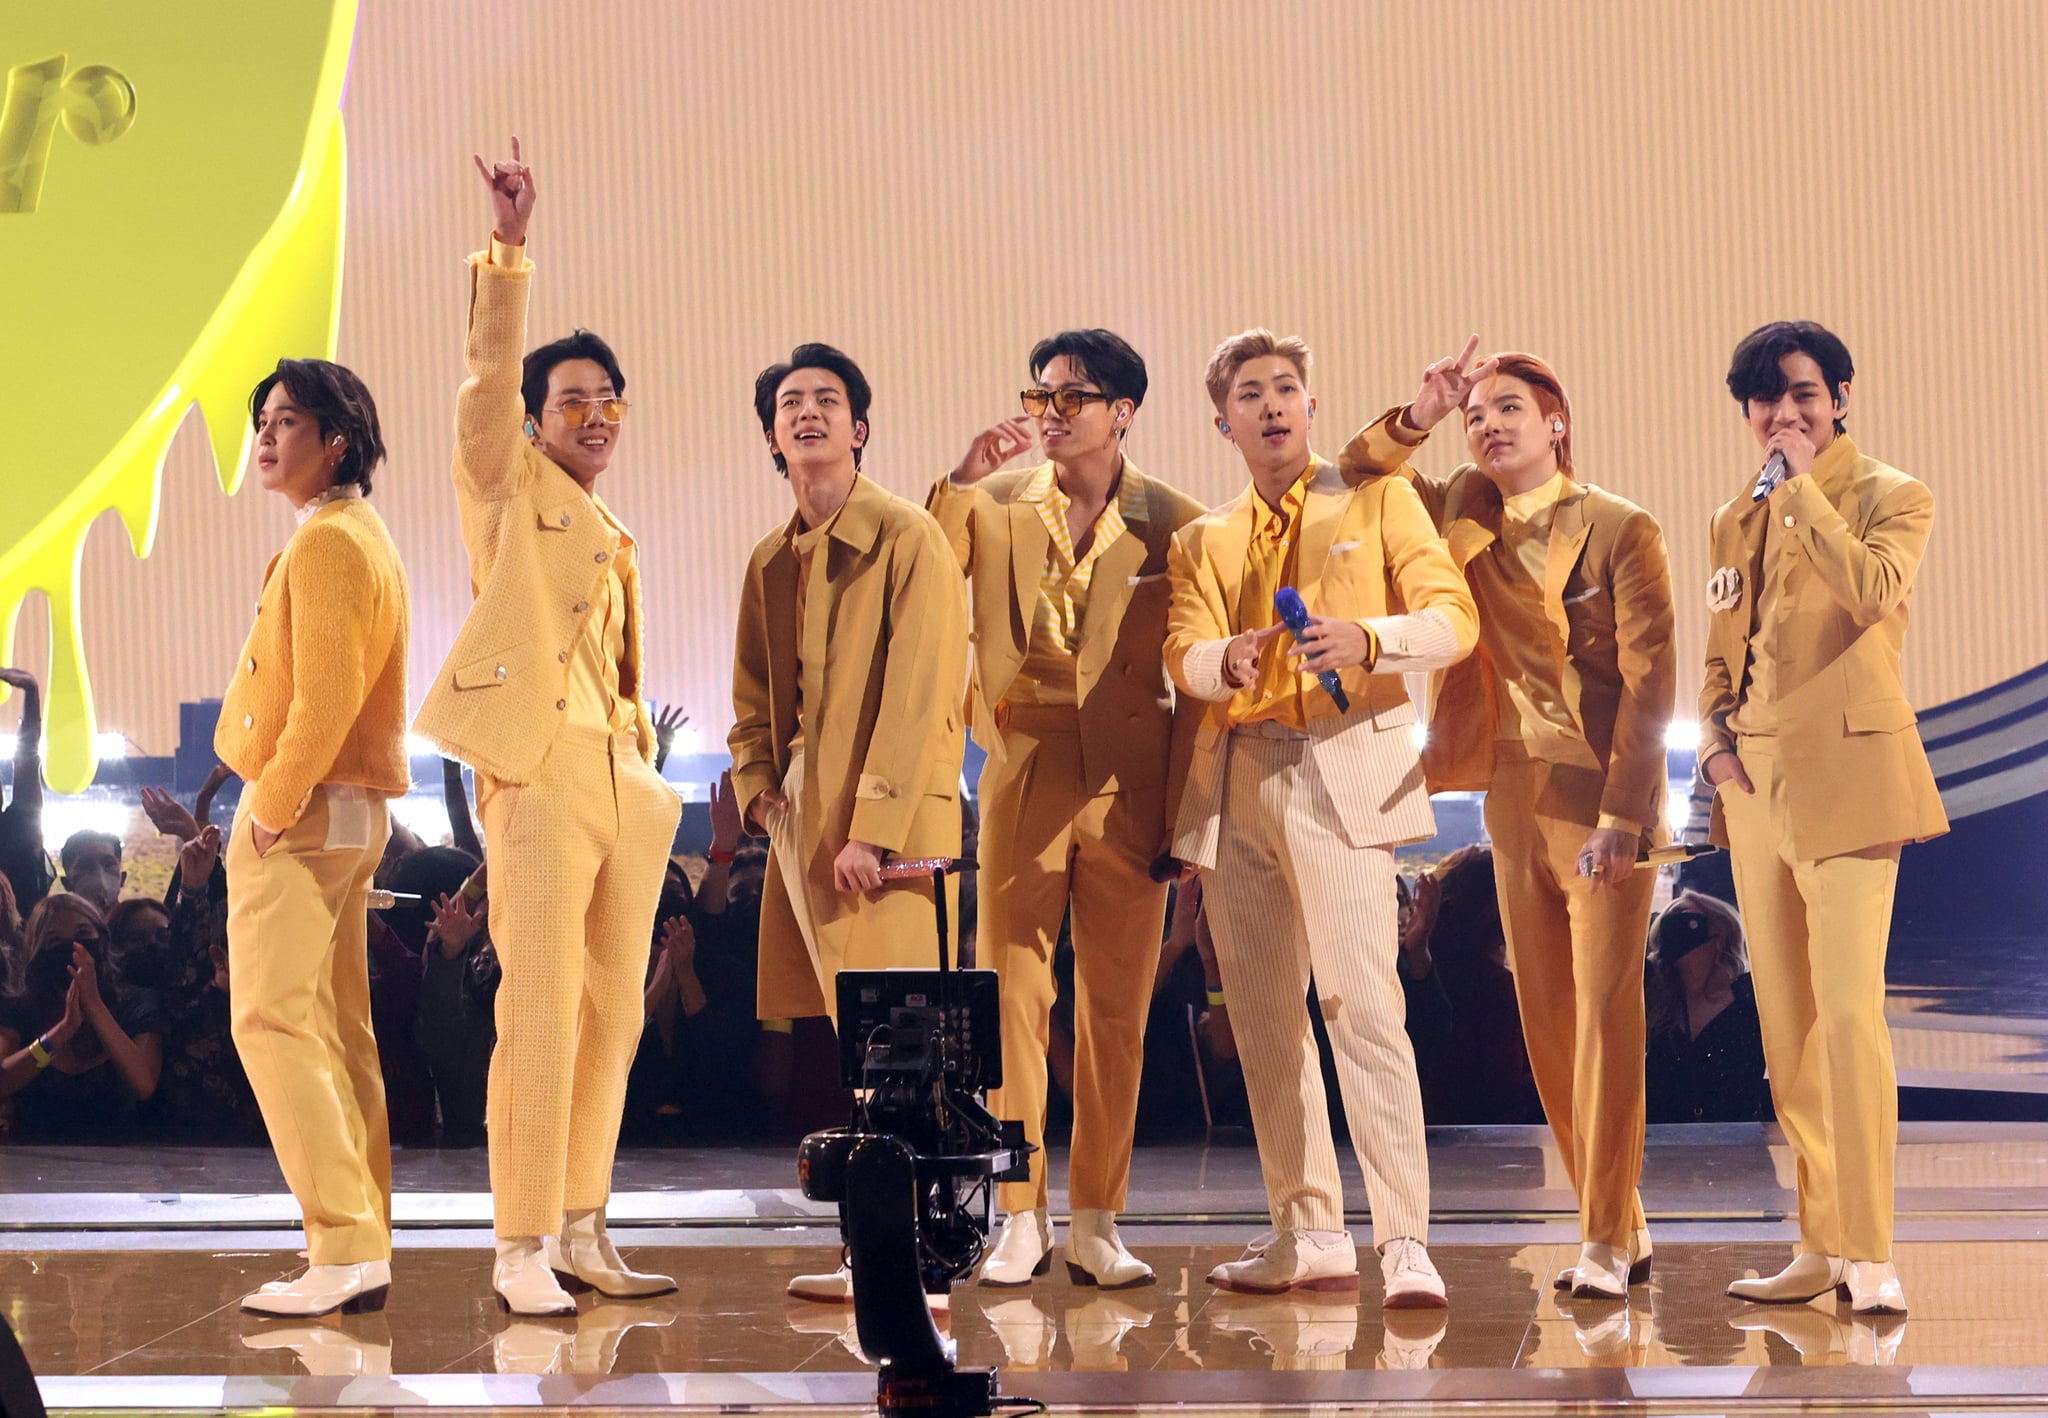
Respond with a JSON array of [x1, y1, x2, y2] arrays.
[[1007, 496, 1050, 654], [1444, 469, 1502, 572], [1734, 491, 1770, 639], [760, 528, 801, 769], [1077, 484, 1152, 686], [1207, 489, 1259, 626], [1294, 458, 1346, 610], [1542, 481, 1595, 649]]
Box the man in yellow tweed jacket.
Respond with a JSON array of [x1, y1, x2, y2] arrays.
[[413, 141, 680, 1316], [217, 358, 409, 1318]]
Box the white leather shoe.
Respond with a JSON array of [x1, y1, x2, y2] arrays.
[[241, 1321, 393, 1375], [1555, 1227, 1653, 1289], [1845, 1259, 1907, 1316], [1066, 1209, 1154, 1289], [1726, 1251, 1846, 1304], [1379, 1237, 1447, 1309], [978, 1209, 1053, 1287], [495, 1237, 577, 1316], [241, 1260, 391, 1317], [787, 1260, 950, 1312], [1570, 1241, 1629, 1301], [1208, 1230, 1359, 1294], [544, 1208, 676, 1298]]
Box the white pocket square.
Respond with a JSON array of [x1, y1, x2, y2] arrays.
[[1127, 572, 1166, 585], [1330, 539, 1364, 554], [1561, 585, 1603, 606], [1706, 566, 1744, 612]]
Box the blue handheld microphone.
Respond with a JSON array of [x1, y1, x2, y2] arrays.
[[1273, 586, 1350, 713]]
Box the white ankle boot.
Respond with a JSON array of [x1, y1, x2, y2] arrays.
[[1066, 1209, 1153, 1289], [495, 1237, 577, 1316], [241, 1260, 390, 1317], [1726, 1251, 1847, 1303], [1569, 1241, 1630, 1301], [543, 1207, 676, 1298], [978, 1209, 1053, 1287]]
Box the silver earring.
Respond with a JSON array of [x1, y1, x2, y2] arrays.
[[1220, 423, 1231, 434], [1551, 420, 1564, 434]]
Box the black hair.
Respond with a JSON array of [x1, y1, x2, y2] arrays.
[[1028, 328, 1149, 424], [59, 829, 121, 874], [1725, 321, 1854, 435], [753, 343, 873, 475], [521, 329, 627, 422], [248, 358, 389, 495]]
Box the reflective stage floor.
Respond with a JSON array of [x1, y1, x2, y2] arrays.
[[8, 1124, 2048, 1414]]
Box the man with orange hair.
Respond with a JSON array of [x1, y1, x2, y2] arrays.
[[1166, 329, 1476, 1306], [1340, 338, 1677, 1301]]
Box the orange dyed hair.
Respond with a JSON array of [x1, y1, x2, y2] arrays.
[[1466, 352, 1574, 476]]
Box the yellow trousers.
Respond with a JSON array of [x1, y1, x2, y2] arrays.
[[478, 727, 680, 1238], [1484, 754, 1653, 1249], [979, 709, 1166, 1214], [1202, 729, 1430, 1248], [228, 786, 393, 1265], [1720, 737, 1901, 1261]]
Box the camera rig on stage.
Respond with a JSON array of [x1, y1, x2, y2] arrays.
[[795, 857, 1037, 1418]]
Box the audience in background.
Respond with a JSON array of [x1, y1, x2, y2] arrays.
[[1645, 890, 1773, 1124], [58, 831, 125, 920]]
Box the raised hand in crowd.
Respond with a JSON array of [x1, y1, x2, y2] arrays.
[[472, 134, 533, 245], [652, 703, 689, 774], [948, 417, 1036, 485], [195, 763, 233, 830], [698, 769, 742, 914], [0, 665, 43, 814], [428, 890, 484, 959], [140, 787, 201, 843], [179, 825, 222, 897], [70, 941, 161, 1102], [441, 757, 482, 859], [1400, 868, 1442, 980]]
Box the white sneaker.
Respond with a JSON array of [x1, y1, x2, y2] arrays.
[[1066, 1209, 1154, 1289], [1378, 1237, 1446, 1309], [241, 1260, 391, 1318], [1208, 1230, 1359, 1294], [977, 1209, 1052, 1287]]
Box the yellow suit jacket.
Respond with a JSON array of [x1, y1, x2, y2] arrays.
[[414, 249, 657, 783], [215, 496, 411, 828], [1340, 412, 1677, 836], [1700, 435, 1948, 860], [926, 460, 1206, 865], [730, 473, 971, 1018], [1164, 458, 1478, 866]]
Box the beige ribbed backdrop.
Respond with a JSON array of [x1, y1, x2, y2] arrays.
[[8, 0, 2044, 752]]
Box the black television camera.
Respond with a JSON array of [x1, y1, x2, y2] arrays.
[[795, 859, 1033, 1418]]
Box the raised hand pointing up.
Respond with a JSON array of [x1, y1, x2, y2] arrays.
[[472, 135, 534, 246], [1406, 334, 1500, 431]]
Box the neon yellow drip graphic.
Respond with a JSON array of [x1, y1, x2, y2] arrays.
[[0, 1, 357, 791]]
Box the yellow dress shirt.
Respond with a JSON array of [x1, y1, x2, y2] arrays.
[[1231, 460, 1321, 730], [1006, 463, 1144, 707], [786, 503, 841, 751]]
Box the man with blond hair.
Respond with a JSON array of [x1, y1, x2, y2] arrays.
[[1165, 329, 1476, 1306]]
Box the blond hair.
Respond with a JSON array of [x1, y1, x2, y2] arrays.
[[1203, 328, 1312, 413]]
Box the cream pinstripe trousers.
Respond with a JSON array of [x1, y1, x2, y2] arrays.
[[1201, 725, 1430, 1249]]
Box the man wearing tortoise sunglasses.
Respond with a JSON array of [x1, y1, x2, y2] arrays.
[[925, 330, 1205, 1291]]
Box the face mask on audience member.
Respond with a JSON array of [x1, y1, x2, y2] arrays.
[[63, 849, 125, 917]]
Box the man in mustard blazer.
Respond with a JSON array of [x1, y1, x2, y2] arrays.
[[1167, 329, 1477, 1307], [218, 358, 409, 1317], [729, 342, 969, 1306], [1702, 322, 1946, 1316], [927, 330, 1205, 1290], [1340, 341, 1676, 1302], [414, 142, 681, 1315]]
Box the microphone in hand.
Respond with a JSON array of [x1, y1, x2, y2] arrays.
[[1273, 586, 1350, 713], [1751, 449, 1788, 503]]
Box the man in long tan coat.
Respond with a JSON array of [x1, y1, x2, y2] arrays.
[[730, 342, 969, 1306], [415, 142, 681, 1315], [1702, 321, 1946, 1317], [928, 330, 1204, 1291], [1340, 341, 1676, 1302], [1167, 329, 1476, 1308]]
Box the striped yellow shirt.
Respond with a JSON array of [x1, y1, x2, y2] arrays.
[[1005, 462, 1147, 707]]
